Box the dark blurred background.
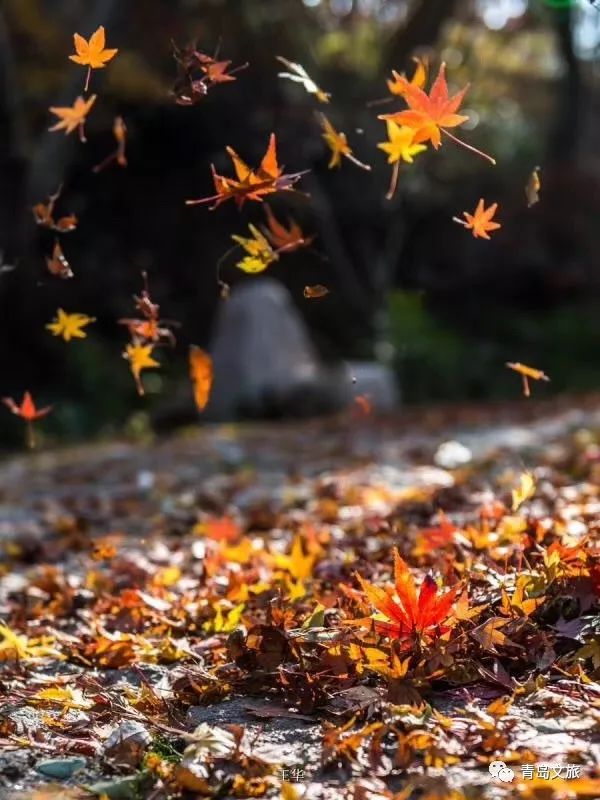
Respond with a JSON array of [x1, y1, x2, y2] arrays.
[[0, 0, 599, 446]]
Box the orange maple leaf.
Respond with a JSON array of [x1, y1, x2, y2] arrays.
[[189, 346, 213, 412], [320, 113, 371, 171], [69, 26, 118, 91], [454, 198, 501, 240], [93, 116, 127, 173], [2, 392, 52, 448], [387, 56, 427, 98], [263, 205, 313, 252], [381, 63, 495, 164], [186, 133, 306, 209], [49, 95, 96, 143], [355, 549, 460, 640], [506, 361, 550, 397]]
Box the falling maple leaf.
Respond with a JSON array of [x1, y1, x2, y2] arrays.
[[93, 115, 128, 173], [387, 57, 428, 98], [2, 392, 52, 448], [46, 308, 95, 342], [45, 240, 73, 279], [352, 394, 373, 418], [172, 42, 247, 105], [119, 272, 177, 347], [525, 166, 541, 207], [276, 55, 330, 103], [189, 346, 213, 412], [232, 223, 279, 273], [319, 113, 371, 171], [355, 549, 460, 641], [506, 361, 550, 397], [32, 185, 77, 233], [186, 133, 305, 209], [303, 284, 329, 299], [381, 63, 495, 164], [124, 341, 160, 396], [377, 120, 427, 199], [511, 471, 536, 512], [69, 26, 118, 91], [49, 95, 97, 142], [263, 205, 313, 252], [454, 198, 501, 240]]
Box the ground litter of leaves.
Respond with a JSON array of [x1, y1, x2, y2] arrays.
[[2, 398, 600, 800]]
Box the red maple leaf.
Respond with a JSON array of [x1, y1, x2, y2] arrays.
[[186, 134, 306, 210], [355, 549, 460, 640]]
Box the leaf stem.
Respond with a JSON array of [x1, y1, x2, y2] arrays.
[[442, 128, 496, 166], [386, 162, 400, 201], [344, 153, 372, 172]]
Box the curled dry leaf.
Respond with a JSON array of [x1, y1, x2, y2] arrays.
[[93, 116, 128, 173], [32, 186, 78, 233], [511, 471, 536, 512], [526, 166, 541, 207], [46, 240, 73, 279], [506, 361, 550, 397], [303, 284, 329, 299], [277, 55, 331, 103], [263, 205, 314, 252]]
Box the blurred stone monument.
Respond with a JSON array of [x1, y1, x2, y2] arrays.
[[205, 278, 398, 420]]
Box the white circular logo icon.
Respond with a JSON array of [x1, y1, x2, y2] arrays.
[[489, 760, 515, 783]]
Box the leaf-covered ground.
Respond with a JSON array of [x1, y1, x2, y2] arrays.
[[2, 398, 600, 800]]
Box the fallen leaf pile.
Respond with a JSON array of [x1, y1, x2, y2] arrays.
[[1, 404, 600, 798]]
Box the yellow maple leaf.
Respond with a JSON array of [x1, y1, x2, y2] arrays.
[[274, 536, 315, 581], [378, 121, 427, 165], [0, 624, 62, 662], [377, 120, 427, 199], [232, 224, 278, 274], [31, 686, 94, 711], [319, 113, 371, 171], [204, 602, 245, 634], [49, 95, 97, 142], [512, 471, 536, 512], [123, 341, 160, 396], [46, 308, 95, 342], [69, 26, 118, 91]]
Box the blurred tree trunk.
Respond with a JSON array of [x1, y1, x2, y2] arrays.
[[385, 0, 460, 69], [0, 8, 27, 263], [549, 6, 581, 160]]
